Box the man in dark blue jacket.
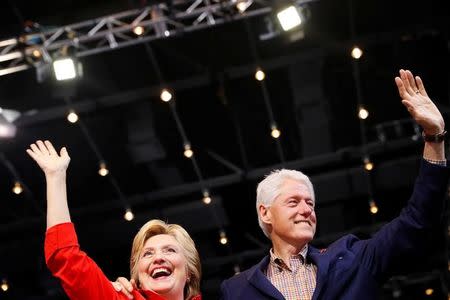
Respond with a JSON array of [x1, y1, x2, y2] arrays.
[[220, 70, 449, 300]]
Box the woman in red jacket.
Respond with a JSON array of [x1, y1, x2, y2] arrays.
[[27, 140, 202, 300]]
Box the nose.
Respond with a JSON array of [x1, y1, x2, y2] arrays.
[[298, 201, 313, 216], [152, 251, 166, 264]]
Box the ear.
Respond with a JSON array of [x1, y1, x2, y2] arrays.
[[259, 204, 272, 226]]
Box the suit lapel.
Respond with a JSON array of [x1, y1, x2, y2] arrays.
[[308, 245, 330, 300], [247, 256, 285, 300]]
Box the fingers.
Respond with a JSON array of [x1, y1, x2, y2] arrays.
[[60, 147, 70, 158], [26, 148, 39, 161], [114, 277, 134, 299], [415, 76, 429, 97], [44, 140, 58, 156], [36, 140, 49, 156], [394, 77, 406, 98], [405, 70, 418, 92]]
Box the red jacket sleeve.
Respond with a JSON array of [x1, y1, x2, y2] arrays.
[[45, 222, 126, 300]]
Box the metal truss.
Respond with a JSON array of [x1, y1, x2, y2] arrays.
[[0, 0, 315, 77]]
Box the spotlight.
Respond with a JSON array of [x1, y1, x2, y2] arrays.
[[164, 30, 170, 37], [219, 230, 228, 245], [351, 46, 363, 59], [67, 110, 79, 123], [32, 48, 42, 58], [369, 200, 378, 214], [202, 190, 212, 204], [255, 68, 265, 81], [133, 26, 145, 36], [98, 161, 109, 176], [53, 57, 77, 81], [363, 156, 374, 171], [358, 106, 369, 120], [1, 279, 8, 292], [276, 5, 302, 31], [124, 208, 134, 221], [235, 0, 250, 13], [160, 88, 173, 102], [271, 124, 281, 139], [183, 143, 193, 158], [0, 108, 19, 138], [12, 181, 23, 195]]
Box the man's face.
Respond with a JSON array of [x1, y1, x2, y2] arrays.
[[262, 179, 317, 245]]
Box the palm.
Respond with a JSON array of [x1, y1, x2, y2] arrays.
[[26, 140, 70, 175], [395, 69, 444, 134]]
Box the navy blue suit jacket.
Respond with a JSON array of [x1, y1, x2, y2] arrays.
[[220, 160, 449, 300]]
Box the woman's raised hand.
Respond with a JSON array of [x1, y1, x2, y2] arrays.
[[26, 140, 70, 176]]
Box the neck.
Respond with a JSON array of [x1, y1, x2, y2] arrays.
[[271, 235, 307, 266]]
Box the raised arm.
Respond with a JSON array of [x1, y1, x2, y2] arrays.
[[26, 140, 71, 229], [395, 69, 445, 161]]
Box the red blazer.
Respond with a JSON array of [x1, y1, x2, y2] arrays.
[[45, 222, 201, 300]]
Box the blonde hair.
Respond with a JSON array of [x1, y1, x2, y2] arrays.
[[130, 219, 201, 299], [256, 169, 315, 238]]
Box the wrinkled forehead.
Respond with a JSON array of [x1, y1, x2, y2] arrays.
[[278, 178, 313, 198]]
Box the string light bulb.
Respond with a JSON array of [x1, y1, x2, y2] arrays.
[[219, 230, 228, 245], [160, 89, 173, 102], [271, 124, 281, 139], [183, 143, 193, 158], [351, 46, 363, 59], [12, 181, 23, 195], [124, 208, 134, 221], [98, 161, 109, 176], [369, 200, 378, 214], [67, 110, 79, 123], [424, 288, 433, 296], [358, 106, 369, 120], [363, 156, 374, 171], [1, 279, 8, 292], [202, 190, 212, 204], [133, 26, 144, 36], [255, 68, 265, 81]]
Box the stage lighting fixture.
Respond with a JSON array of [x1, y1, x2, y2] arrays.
[[369, 200, 378, 214], [160, 88, 173, 102], [276, 5, 302, 31], [358, 106, 369, 120], [202, 190, 212, 204], [183, 143, 193, 158], [12, 181, 23, 195], [255, 68, 265, 81], [98, 161, 109, 176], [67, 110, 79, 123], [363, 156, 374, 171], [53, 58, 76, 80], [219, 230, 228, 245], [133, 26, 145, 36], [0, 108, 19, 138], [271, 124, 281, 139], [351, 46, 363, 59], [1, 279, 8, 292], [124, 208, 135, 221]]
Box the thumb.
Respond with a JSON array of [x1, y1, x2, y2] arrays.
[[60, 147, 69, 157]]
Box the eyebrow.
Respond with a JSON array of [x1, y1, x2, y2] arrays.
[[142, 244, 179, 251]]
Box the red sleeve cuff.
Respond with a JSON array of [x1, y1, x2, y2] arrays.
[[45, 222, 79, 262]]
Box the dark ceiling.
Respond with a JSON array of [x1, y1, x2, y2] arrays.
[[0, 0, 449, 299]]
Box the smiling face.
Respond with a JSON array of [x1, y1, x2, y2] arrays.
[[137, 234, 188, 299], [260, 178, 317, 247]]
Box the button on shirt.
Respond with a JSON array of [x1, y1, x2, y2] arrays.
[[266, 246, 317, 300]]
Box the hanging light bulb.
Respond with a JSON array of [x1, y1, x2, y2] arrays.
[[271, 124, 281, 139], [219, 230, 228, 245], [67, 110, 79, 123], [160, 89, 173, 102], [124, 208, 134, 221], [424, 288, 433, 296], [183, 143, 193, 158], [351, 46, 363, 59], [133, 26, 145, 36], [255, 68, 265, 81], [202, 190, 212, 204], [369, 200, 378, 214], [12, 181, 23, 195], [363, 156, 374, 171], [1, 279, 8, 292], [358, 106, 369, 120], [98, 161, 109, 176]]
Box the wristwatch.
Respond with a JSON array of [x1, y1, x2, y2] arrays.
[[422, 130, 447, 143]]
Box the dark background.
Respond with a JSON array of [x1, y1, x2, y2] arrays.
[[0, 0, 449, 299]]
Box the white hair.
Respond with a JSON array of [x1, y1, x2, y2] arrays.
[[256, 169, 315, 239]]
